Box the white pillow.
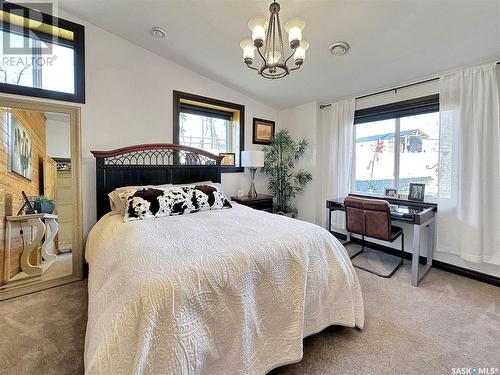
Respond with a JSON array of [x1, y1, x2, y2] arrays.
[[108, 184, 172, 214]]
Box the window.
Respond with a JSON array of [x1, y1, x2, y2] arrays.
[[353, 95, 439, 198], [0, 2, 85, 103], [173, 91, 244, 172]]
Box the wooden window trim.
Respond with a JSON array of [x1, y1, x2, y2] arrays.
[[173, 90, 245, 173], [0, 2, 85, 104]]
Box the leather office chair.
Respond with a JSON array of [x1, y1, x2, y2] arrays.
[[344, 196, 404, 278]]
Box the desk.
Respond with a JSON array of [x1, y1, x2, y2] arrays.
[[326, 195, 437, 287], [4, 214, 59, 282]]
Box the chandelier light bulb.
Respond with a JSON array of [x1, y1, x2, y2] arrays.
[[248, 16, 267, 47], [240, 39, 255, 64], [294, 40, 309, 65], [285, 17, 306, 49]]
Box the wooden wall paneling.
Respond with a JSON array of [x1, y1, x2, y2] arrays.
[[0, 108, 46, 283], [56, 170, 73, 252], [43, 156, 57, 200]]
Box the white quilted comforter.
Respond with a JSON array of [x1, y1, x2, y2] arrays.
[[85, 203, 364, 375]]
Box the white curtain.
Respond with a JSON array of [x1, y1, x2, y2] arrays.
[[438, 63, 500, 265], [316, 98, 355, 230]]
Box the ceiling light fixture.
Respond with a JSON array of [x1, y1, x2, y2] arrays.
[[151, 26, 167, 39], [240, 1, 308, 79], [329, 41, 350, 56]]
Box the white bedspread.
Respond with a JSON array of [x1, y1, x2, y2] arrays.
[[84, 203, 364, 375]]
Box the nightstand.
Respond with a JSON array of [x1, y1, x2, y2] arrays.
[[231, 194, 273, 213]]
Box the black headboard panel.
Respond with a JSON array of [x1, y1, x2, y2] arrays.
[[91, 144, 223, 220]]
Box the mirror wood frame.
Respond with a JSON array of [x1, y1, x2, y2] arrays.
[[0, 96, 83, 301]]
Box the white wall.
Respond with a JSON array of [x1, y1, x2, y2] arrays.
[[278, 102, 318, 223], [279, 68, 500, 278], [46, 117, 71, 159]]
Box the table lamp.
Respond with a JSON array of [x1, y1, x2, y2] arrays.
[[241, 151, 265, 198]]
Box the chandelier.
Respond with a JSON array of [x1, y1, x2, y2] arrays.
[[240, 1, 309, 79]]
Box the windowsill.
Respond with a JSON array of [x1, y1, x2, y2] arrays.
[[222, 167, 244, 173], [350, 191, 438, 205]]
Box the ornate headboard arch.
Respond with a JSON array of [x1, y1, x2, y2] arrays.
[[91, 144, 223, 220]]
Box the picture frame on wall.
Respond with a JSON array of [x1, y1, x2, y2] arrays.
[[384, 188, 398, 198], [408, 183, 426, 201], [252, 118, 275, 145], [219, 153, 236, 167], [9, 114, 33, 181]]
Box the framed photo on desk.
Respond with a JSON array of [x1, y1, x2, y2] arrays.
[[384, 188, 398, 198], [408, 183, 425, 201]]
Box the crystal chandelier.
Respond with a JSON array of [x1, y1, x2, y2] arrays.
[[240, 1, 309, 79]]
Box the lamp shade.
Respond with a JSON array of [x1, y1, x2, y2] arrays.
[[241, 151, 264, 168]]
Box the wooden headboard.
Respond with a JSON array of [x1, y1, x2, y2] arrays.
[[91, 144, 223, 220]]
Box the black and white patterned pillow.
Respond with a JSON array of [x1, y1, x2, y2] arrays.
[[119, 185, 232, 222]]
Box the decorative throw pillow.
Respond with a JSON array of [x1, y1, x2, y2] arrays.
[[119, 185, 232, 222], [108, 183, 173, 214]]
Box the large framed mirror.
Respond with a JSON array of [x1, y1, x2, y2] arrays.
[[0, 97, 82, 300]]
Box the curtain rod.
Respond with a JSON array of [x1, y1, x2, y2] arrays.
[[319, 61, 500, 109]]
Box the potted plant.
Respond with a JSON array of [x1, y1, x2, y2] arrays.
[[262, 129, 312, 217], [33, 196, 55, 214]]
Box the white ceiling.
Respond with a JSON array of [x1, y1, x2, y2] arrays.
[[58, 0, 500, 109]]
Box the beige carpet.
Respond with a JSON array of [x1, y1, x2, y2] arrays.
[[0, 265, 498, 375], [0, 281, 87, 375]]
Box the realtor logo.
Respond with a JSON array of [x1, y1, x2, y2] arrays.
[[1, 1, 59, 55], [452, 368, 499, 375]]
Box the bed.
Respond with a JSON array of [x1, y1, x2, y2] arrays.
[[85, 144, 364, 375]]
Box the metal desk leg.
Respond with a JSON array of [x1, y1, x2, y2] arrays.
[[328, 207, 351, 243], [411, 217, 435, 287], [411, 224, 421, 286], [427, 217, 436, 268]]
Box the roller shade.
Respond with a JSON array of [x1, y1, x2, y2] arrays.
[[355, 94, 439, 124], [179, 103, 233, 121]]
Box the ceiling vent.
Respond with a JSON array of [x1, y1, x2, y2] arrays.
[[329, 41, 350, 56]]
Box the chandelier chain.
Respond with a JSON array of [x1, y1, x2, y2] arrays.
[[276, 12, 285, 62], [264, 12, 273, 61]]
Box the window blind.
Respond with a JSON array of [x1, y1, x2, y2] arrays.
[[354, 94, 439, 124]]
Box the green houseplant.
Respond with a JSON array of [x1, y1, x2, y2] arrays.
[[262, 129, 312, 216], [33, 196, 55, 214]]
